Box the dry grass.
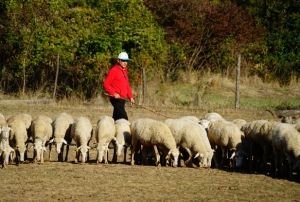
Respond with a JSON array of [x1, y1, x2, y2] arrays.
[[0, 101, 299, 201]]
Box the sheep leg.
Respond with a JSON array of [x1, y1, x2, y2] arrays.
[[48, 143, 52, 161], [123, 146, 127, 164], [153, 145, 160, 166], [183, 147, 192, 167], [64, 144, 70, 162]]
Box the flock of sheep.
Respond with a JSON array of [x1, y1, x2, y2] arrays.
[[0, 111, 300, 178]]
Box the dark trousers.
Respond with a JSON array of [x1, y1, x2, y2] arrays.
[[110, 97, 128, 121]]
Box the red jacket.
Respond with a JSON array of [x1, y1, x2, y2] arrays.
[[103, 64, 133, 99]]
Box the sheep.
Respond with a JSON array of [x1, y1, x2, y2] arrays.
[[164, 118, 213, 168], [95, 116, 116, 164], [178, 116, 200, 123], [0, 126, 15, 168], [232, 119, 247, 130], [271, 123, 300, 177], [30, 115, 53, 163], [239, 120, 280, 173], [113, 118, 131, 163], [200, 112, 225, 122], [7, 118, 28, 164], [7, 113, 32, 130], [130, 118, 179, 167], [200, 119, 243, 168], [49, 112, 74, 162], [71, 116, 93, 163]]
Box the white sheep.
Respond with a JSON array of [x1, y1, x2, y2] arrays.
[[113, 118, 131, 163], [164, 118, 213, 168], [49, 112, 74, 162], [71, 116, 93, 163], [271, 123, 300, 177], [7, 113, 32, 130], [178, 116, 200, 123], [30, 115, 53, 163], [7, 118, 28, 164], [200, 119, 243, 168], [232, 119, 247, 130], [0, 126, 15, 168], [130, 118, 179, 167], [95, 116, 116, 164], [239, 120, 279, 172], [201, 112, 225, 122]]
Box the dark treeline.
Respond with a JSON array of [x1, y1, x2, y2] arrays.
[[0, 0, 299, 99]]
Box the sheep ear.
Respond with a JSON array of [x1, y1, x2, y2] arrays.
[[194, 153, 200, 158], [87, 146, 91, 150], [49, 138, 54, 144], [63, 139, 68, 145]]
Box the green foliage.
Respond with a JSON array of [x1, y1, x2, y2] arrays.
[[0, 0, 169, 99]]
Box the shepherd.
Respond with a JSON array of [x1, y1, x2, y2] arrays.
[[103, 52, 135, 121]]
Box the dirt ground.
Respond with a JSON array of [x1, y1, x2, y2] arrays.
[[0, 102, 299, 201]]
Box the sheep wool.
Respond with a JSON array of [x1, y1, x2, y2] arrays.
[[130, 118, 179, 167]]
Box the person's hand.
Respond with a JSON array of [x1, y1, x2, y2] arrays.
[[130, 98, 135, 106], [113, 93, 120, 99]]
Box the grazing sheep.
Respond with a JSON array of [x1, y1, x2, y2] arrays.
[[130, 118, 179, 167], [239, 120, 279, 173], [178, 116, 200, 123], [200, 119, 243, 168], [113, 119, 131, 163], [232, 119, 247, 130], [271, 123, 300, 177], [71, 117, 93, 163], [0, 126, 15, 168], [164, 118, 213, 168], [201, 112, 225, 122], [7, 113, 32, 130], [49, 112, 74, 162], [30, 115, 53, 163], [7, 119, 28, 164], [95, 116, 116, 164]]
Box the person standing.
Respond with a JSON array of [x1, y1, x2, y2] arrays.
[[103, 52, 135, 121]]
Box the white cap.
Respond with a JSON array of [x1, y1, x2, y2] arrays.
[[117, 52, 130, 61]]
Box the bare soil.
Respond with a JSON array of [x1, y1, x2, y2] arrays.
[[0, 102, 299, 201]]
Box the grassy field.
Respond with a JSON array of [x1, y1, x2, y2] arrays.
[[0, 75, 299, 201]]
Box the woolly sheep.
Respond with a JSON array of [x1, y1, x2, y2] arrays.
[[71, 116, 93, 163], [178, 116, 200, 123], [0, 126, 14, 168], [201, 112, 225, 122], [239, 120, 280, 172], [30, 115, 53, 163], [164, 118, 213, 168], [49, 112, 74, 162], [7, 113, 32, 130], [7, 118, 28, 164], [232, 119, 247, 130], [200, 119, 243, 168], [95, 116, 116, 164], [114, 119, 131, 163], [130, 118, 179, 167], [271, 123, 300, 176]]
